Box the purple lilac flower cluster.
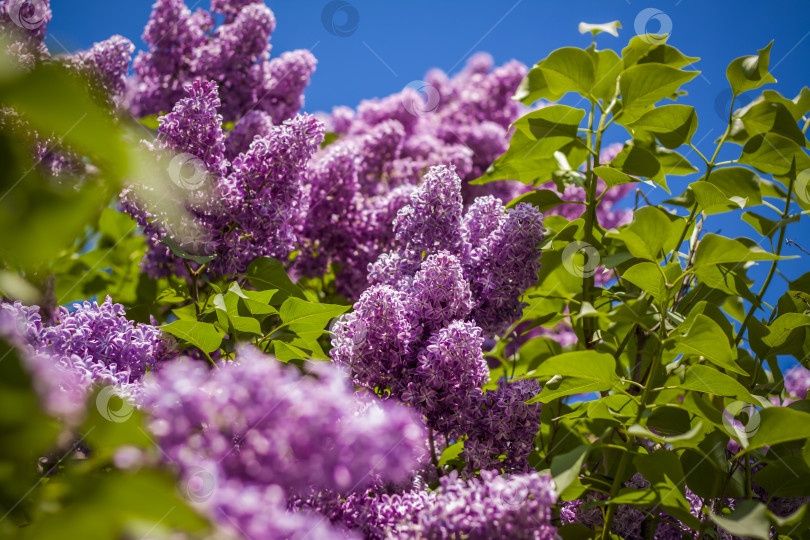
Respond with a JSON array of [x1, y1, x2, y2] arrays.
[[128, 0, 315, 123], [0, 0, 51, 70], [332, 165, 543, 471], [296, 470, 557, 539], [122, 79, 324, 277], [141, 345, 427, 539], [0, 297, 171, 420], [784, 365, 810, 400], [296, 54, 530, 297]]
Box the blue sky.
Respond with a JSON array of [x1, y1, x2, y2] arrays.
[[48, 0, 810, 338]]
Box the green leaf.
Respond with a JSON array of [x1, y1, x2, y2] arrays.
[[681, 365, 756, 401], [744, 407, 810, 452], [0, 64, 127, 172], [739, 100, 806, 147], [273, 340, 310, 362], [739, 132, 810, 175], [578, 21, 621, 37], [279, 297, 350, 332], [607, 144, 668, 191], [550, 444, 590, 494], [711, 500, 770, 540], [246, 257, 305, 301], [537, 47, 595, 98], [513, 105, 587, 155], [622, 261, 679, 302], [627, 422, 705, 448], [627, 105, 698, 149], [760, 313, 810, 349], [726, 42, 776, 96], [706, 167, 763, 206], [506, 189, 566, 212], [618, 64, 699, 124], [438, 441, 464, 468], [529, 376, 611, 403], [622, 35, 699, 69], [606, 207, 680, 260], [158, 236, 216, 265], [742, 211, 800, 238], [515, 64, 559, 105], [693, 233, 790, 269], [23, 469, 209, 538], [0, 339, 60, 518], [527, 350, 618, 381], [690, 181, 746, 214], [671, 314, 745, 375], [593, 166, 637, 188], [214, 291, 262, 335], [162, 320, 223, 353], [590, 48, 623, 103]]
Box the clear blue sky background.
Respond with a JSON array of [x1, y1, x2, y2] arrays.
[[48, 1, 810, 360]]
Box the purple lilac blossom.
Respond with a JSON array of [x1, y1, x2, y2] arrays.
[[142, 346, 427, 496], [0, 0, 51, 69], [784, 365, 810, 400], [123, 80, 324, 277], [298, 54, 530, 296], [142, 346, 426, 538], [129, 0, 315, 123], [296, 471, 557, 539], [0, 297, 171, 420], [400, 470, 557, 539]]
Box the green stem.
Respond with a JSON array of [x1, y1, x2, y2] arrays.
[[735, 174, 796, 350], [601, 304, 666, 538]]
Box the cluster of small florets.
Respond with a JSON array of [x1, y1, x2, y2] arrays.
[[0, 0, 52, 70], [295, 470, 557, 539], [122, 79, 324, 277], [296, 54, 529, 297], [369, 165, 545, 337], [128, 0, 315, 123], [332, 165, 543, 470], [0, 297, 171, 419], [141, 345, 427, 539]]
